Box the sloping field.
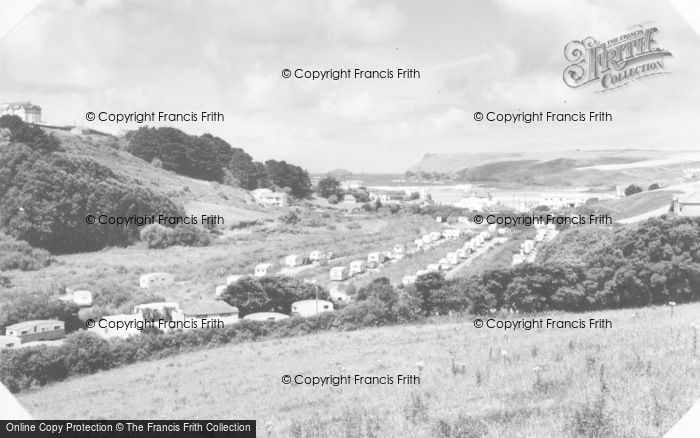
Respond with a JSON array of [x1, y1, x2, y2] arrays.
[[593, 189, 681, 221], [18, 303, 700, 437], [48, 129, 277, 223]]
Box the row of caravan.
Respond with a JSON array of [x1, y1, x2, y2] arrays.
[[401, 230, 494, 286], [211, 251, 336, 297], [512, 228, 556, 266], [329, 228, 467, 281]]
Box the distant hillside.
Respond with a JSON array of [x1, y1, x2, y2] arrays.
[[406, 150, 700, 188]]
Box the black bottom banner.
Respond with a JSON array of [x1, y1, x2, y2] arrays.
[[1, 421, 256, 438]]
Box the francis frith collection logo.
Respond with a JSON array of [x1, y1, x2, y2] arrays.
[[563, 25, 672, 92]]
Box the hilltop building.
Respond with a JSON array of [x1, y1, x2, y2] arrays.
[[453, 189, 495, 210], [0, 102, 42, 123], [251, 188, 288, 207]]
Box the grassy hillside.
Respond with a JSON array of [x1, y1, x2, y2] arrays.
[[18, 303, 700, 437], [50, 129, 278, 225], [590, 189, 680, 221]]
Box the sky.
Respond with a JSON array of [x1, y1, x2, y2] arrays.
[[0, 0, 699, 173]]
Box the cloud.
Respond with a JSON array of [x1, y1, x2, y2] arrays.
[[321, 0, 405, 44], [0, 0, 699, 172]]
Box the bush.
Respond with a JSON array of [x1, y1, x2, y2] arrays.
[[171, 224, 211, 247], [624, 184, 643, 196], [140, 223, 210, 248], [0, 115, 59, 152], [0, 233, 51, 271], [140, 224, 174, 249]]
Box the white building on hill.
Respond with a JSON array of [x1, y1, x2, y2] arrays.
[[454, 189, 495, 210], [251, 188, 288, 207], [0, 102, 41, 123]]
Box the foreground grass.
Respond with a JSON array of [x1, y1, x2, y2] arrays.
[[18, 303, 700, 437]]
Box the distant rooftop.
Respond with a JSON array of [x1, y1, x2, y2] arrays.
[[5, 319, 64, 331], [0, 101, 41, 110]]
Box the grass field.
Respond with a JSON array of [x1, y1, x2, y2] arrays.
[[595, 189, 681, 221], [18, 303, 700, 437]]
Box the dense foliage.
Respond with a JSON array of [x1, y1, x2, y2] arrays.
[[0, 233, 51, 271], [0, 292, 423, 392], [220, 276, 330, 315], [139, 223, 211, 249], [0, 115, 59, 152], [317, 176, 342, 198], [419, 217, 700, 313], [0, 117, 185, 253], [0, 292, 82, 333], [126, 127, 312, 197]]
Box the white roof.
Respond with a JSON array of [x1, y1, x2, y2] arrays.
[[243, 312, 289, 320], [292, 299, 333, 306], [140, 272, 173, 279], [256, 263, 273, 269], [251, 188, 273, 195]]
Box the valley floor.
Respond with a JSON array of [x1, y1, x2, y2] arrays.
[[18, 303, 700, 437]]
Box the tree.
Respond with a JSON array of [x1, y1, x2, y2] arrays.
[[414, 271, 446, 313], [648, 183, 660, 190], [220, 276, 328, 316], [0, 115, 59, 152], [317, 176, 341, 198], [264, 160, 312, 198], [624, 184, 643, 196], [0, 140, 184, 253], [0, 233, 51, 270]]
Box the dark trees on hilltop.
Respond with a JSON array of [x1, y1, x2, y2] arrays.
[[126, 127, 311, 197]]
